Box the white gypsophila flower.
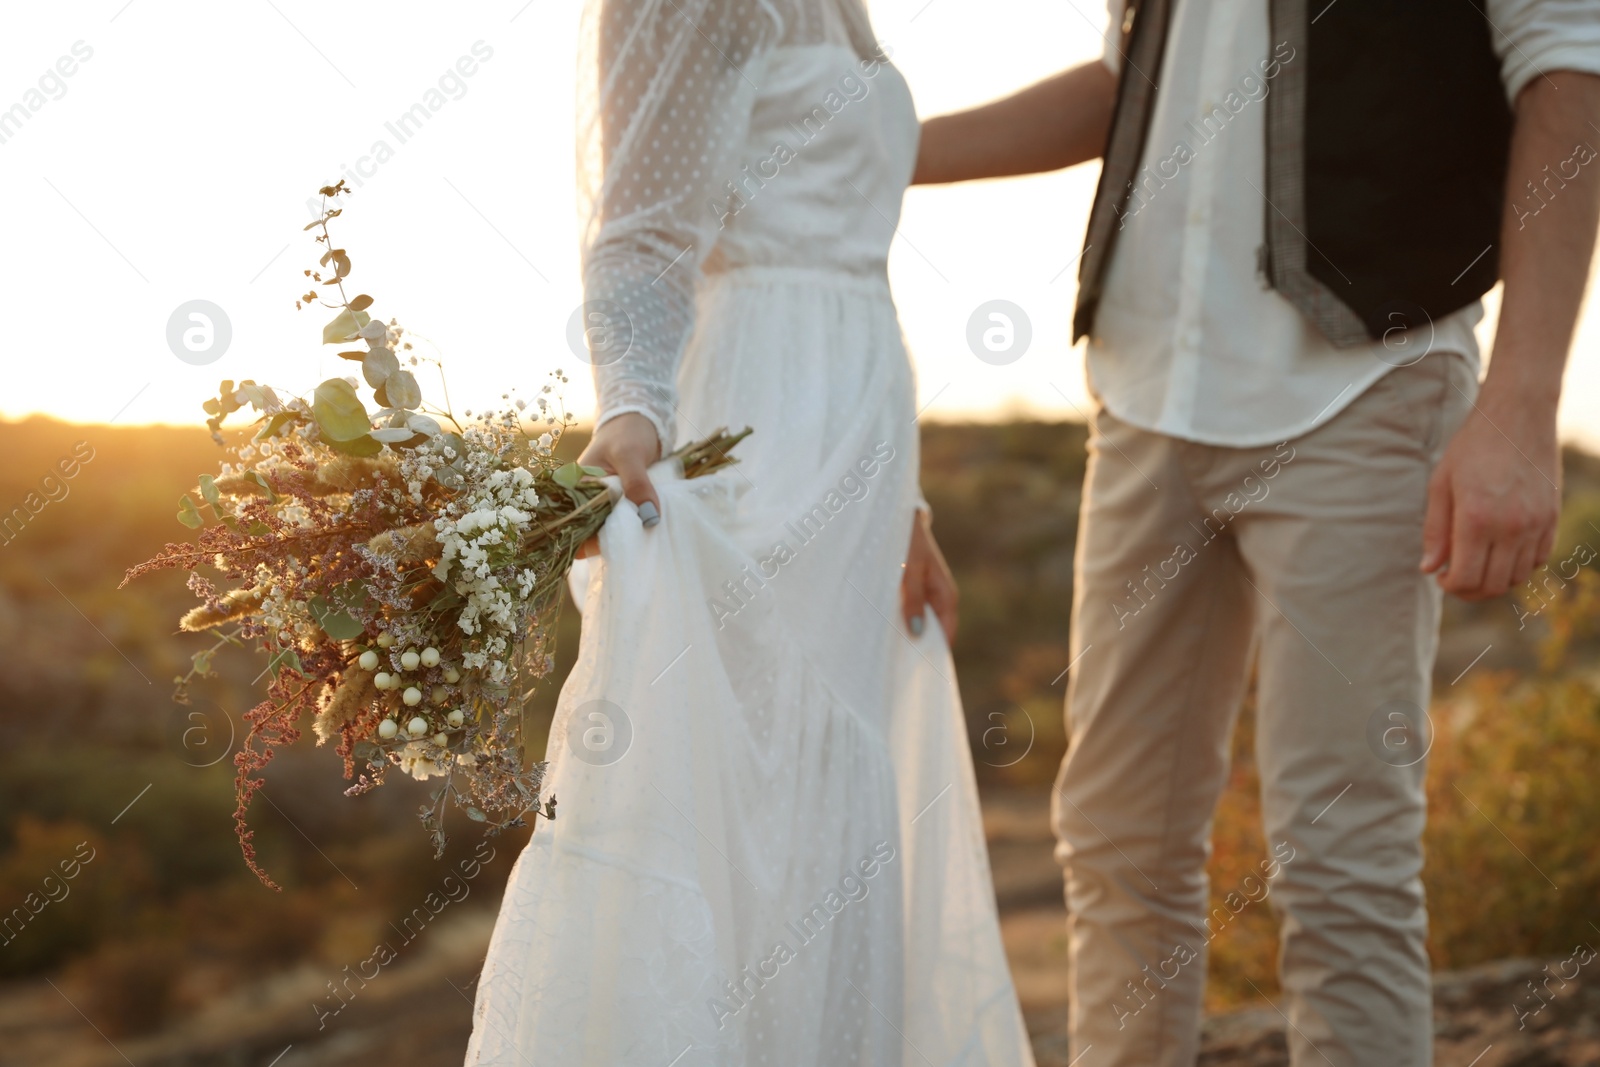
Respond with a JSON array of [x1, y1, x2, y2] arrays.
[[425, 449, 543, 691]]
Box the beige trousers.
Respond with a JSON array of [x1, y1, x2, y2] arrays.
[[1051, 353, 1477, 1066]]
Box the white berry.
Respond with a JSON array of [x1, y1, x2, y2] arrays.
[[374, 672, 394, 690], [377, 718, 398, 739], [420, 647, 441, 668], [432, 732, 449, 746], [446, 709, 465, 727], [403, 686, 422, 706], [407, 716, 428, 737], [443, 667, 461, 684], [357, 650, 379, 671], [376, 632, 395, 648], [400, 649, 421, 671]]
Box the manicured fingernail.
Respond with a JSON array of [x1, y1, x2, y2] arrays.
[[637, 501, 660, 528], [910, 615, 925, 636]]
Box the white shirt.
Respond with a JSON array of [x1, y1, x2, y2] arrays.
[[1091, 0, 1600, 447]]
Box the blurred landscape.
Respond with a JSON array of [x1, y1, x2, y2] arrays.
[[2, 414, 1598, 1066]]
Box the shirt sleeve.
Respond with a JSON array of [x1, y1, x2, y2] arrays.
[[581, 0, 775, 455], [1485, 0, 1600, 105]]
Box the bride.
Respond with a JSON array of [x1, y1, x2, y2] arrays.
[[464, 0, 1034, 1063]]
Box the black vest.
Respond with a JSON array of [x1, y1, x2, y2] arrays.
[[1073, 0, 1515, 346]]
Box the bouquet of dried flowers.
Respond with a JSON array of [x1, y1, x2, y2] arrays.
[[124, 183, 750, 889]]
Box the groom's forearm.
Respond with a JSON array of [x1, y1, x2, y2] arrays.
[[910, 61, 1117, 185], [1419, 70, 1600, 600], [1478, 70, 1600, 423]]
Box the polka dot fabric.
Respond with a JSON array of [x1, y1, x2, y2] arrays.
[[576, 0, 878, 453]]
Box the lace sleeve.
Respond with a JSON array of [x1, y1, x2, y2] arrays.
[[577, 0, 781, 454]]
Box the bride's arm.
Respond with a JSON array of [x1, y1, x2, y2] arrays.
[[574, 0, 774, 519], [910, 61, 1117, 185]]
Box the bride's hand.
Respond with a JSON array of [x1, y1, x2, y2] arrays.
[[901, 509, 958, 642], [576, 412, 663, 558]]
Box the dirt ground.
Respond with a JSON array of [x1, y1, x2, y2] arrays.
[[6, 787, 1596, 1067]]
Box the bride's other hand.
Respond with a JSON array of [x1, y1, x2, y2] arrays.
[[901, 509, 958, 642], [576, 412, 663, 558]]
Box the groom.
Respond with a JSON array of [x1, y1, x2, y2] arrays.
[[914, 0, 1600, 1063]]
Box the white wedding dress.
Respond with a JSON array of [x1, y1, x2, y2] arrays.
[[465, 1, 1035, 1063]]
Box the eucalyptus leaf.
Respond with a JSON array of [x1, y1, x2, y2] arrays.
[[369, 427, 416, 443], [385, 369, 421, 410], [552, 461, 583, 490], [432, 465, 464, 489], [406, 413, 441, 438], [177, 494, 203, 529], [197, 474, 221, 511], [309, 595, 366, 640], [336, 580, 374, 614], [255, 411, 300, 442], [267, 647, 305, 677], [348, 294, 374, 312], [465, 806, 487, 823], [245, 470, 278, 502], [579, 464, 608, 477], [321, 307, 372, 346], [362, 347, 399, 388], [325, 432, 383, 457], [312, 378, 371, 442]]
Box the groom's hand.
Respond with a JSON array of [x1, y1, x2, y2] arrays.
[[1421, 399, 1560, 600], [1420, 71, 1599, 601], [577, 412, 664, 558]]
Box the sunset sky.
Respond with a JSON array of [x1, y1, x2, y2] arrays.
[[3, 0, 1598, 449]]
